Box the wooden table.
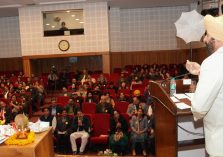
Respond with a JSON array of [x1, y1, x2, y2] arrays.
[[0, 127, 54, 157]]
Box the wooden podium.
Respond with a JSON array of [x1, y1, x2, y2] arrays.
[[0, 127, 54, 157], [150, 80, 205, 157]]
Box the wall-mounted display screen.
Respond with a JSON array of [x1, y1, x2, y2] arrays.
[[43, 9, 84, 36]]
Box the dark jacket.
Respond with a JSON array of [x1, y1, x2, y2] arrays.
[[110, 115, 128, 134], [40, 115, 53, 126], [96, 102, 114, 114], [55, 115, 72, 134], [70, 115, 90, 133]]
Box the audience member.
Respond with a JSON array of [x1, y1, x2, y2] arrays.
[[109, 110, 128, 155], [96, 95, 114, 114], [70, 110, 91, 155], [65, 98, 80, 115], [130, 108, 148, 156], [39, 107, 53, 126], [127, 96, 147, 117], [54, 108, 72, 154]]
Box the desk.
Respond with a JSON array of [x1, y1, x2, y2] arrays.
[[0, 127, 54, 157]]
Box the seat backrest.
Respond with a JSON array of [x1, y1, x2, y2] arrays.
[[82, 102, 96, 114], [56, 96, 70, 106], [131, 84, 145, 90], [115, 101, 129, 113], [117, 89, 131, 96], [92, 113, 110, 136]]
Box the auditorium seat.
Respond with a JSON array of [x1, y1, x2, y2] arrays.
[[117, 89, 131, 97], [82, 102, 96, 114], [90, 114, 110, 145], [56, 96, 70, 106], [115, 101, 129, 113]]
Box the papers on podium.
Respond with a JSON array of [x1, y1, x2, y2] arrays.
[[175, 102, 191, 110], [170, 93, 194, 110]]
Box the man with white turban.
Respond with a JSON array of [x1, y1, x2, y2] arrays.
[[186, 15, 223, 157]]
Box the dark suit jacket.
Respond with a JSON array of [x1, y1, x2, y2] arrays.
[[96, 102, 114, 114], [110, 115, 128, 134], [55, 116, 72, 133], [40, 115, 53, 126], [70, 116, 90, 133]]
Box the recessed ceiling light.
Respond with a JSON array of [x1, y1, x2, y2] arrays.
[[46, 23, 50, 26], [71, 14, 76, 17], [75, 18, 79, 20], [79, 21, 84, 23], [66, 10, 70, 13], [51, 26, 55, 28]]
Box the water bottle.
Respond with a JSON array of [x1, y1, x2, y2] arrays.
[[170, 78, 176, 96]]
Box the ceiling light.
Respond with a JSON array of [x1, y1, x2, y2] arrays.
[[79, 21, 84, 23], [39, 0, 86, 5], [75, 18, 80, 20], [0, 4, 22, 8], [46, 23, 50, 26], [71, 15, 76, 17]]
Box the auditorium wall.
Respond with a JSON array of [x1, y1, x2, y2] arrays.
[[19, 2, 109, 56], [110, 48, 208, 72], [0, 2, 208, 73], [109, 6, 204, 52], [0, 16, 21, 58]]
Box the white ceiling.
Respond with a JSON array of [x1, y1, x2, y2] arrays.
[[0, 0, 198, 17]]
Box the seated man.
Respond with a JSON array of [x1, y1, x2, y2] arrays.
[[127, 96, 147, 117], [54, 108, 72, 154], [49, 98, 61, 117], [39, 107, 53, 126], [70, 110, 90, 155], [96, 95, 114, 114]]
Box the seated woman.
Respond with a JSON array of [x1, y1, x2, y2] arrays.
[[117, 92, 129, 102], [104, 92, 116, 108], [10, 94, 23, 119], [130, 108, 148, 156], [97, 73, 107, 86], [85, 91, 96, 103], [109, 110, 128, 155]]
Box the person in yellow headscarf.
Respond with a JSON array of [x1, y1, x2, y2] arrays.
[[186, 15, 223, 157]]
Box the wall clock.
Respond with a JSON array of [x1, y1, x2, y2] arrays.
[[58, 40, 70, 51]]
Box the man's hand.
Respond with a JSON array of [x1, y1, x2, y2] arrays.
[[186, 60, 201, 75]]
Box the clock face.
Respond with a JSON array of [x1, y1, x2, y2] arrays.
[[58, 40, 70, 51]]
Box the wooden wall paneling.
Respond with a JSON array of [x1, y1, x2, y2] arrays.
[[102, 53, 111, 74], [0, 57, 23, 72], [23, 58, 31, 77], [30, 56, 103, 76], [110, 48, 207, 71], [0, 49, 208, 76]]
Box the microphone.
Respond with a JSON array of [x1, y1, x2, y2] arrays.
[[171, 72, 191, 80], [157, 72, 190, 84], [157, 72, 192, 91]]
